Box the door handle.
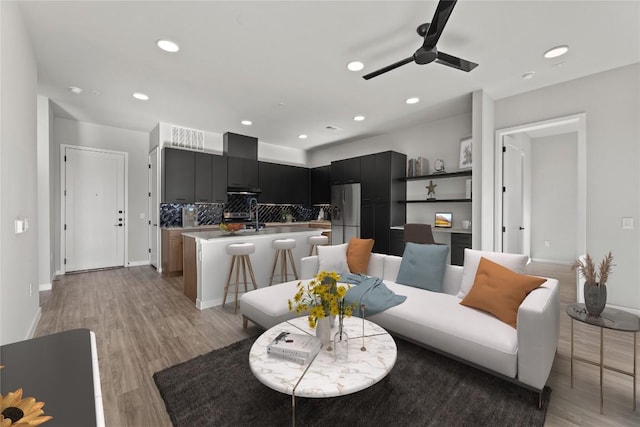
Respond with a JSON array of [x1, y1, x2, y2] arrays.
[[114, 224, 123, 227], [519, 226, 525, 230]]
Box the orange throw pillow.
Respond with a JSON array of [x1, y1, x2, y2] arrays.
[[347, 238, 375, 274], [460, 257, 546, 328]]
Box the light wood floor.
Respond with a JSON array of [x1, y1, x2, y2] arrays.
[[35, 263, 639, 426]]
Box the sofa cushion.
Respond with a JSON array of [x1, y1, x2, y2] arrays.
[[317, 243, 349, 275], [460, 257, 546, 328], [240, 280, 303, 329], [458, 249, 528, 299], [347, 237, 374, 274], [396, 243, 449, 292], [371, 281, 519, 379]]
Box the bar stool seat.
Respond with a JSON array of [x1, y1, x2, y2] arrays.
[[223, 242, 257, 313], [269, 238, 298, 285], [308, 234, 329, 256]]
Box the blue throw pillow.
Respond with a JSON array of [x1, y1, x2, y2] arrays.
[[396, 243, 449, 292]]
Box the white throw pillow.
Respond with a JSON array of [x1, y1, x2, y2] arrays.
[[457, 249, 529, 299], [317, 243, 349, 275]]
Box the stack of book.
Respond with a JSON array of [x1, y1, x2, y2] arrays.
[[408, 157, 429, 176], [266, 331, 321, 365]]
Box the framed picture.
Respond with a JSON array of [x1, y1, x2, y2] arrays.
[[434, 212, 452, 228], [459, 137, 472, 169]]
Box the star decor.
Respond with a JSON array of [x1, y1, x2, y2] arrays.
[[426, 180, 437, 200]]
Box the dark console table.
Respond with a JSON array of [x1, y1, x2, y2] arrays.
[[0, 328, 103, 426]]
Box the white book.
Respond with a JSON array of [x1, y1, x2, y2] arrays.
[[267, 332, 321, 359], [268, 351, 309, 365]]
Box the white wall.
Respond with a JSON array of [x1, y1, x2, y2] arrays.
[[0, 2, 40, 344], [53, 118, 150, 271], [530, 133, 577, 262], [494, 63, 640, 310], [37, 96, 54, 289]]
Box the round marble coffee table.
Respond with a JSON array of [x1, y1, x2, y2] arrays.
[[249, 316, 397, 424]]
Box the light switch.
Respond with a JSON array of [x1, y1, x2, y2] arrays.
[[14, 219, 24, 234], [622, 217, 634, 229]]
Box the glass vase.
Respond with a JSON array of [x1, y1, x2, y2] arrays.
[[333, 329, 349, 362], [316, 316, 332, 350]]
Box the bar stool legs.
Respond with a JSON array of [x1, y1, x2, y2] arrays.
[[223, 243, 257, 313], [269, 239, 299, 285]]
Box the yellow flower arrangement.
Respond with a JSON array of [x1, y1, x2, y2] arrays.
[[0, 388, 52, 426], [288, 271, 355, 329]]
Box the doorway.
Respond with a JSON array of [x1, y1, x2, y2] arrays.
[[61, 145, 128, 272], [495, 113, 586, 272]]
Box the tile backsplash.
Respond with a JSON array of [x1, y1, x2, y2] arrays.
[[160, 202, 331, 227]]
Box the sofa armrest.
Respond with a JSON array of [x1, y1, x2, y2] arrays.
[[516, 278, 560, 390], [301, 256, 319, 279]]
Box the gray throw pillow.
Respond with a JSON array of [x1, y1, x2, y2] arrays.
[[396, 243, 449, 292]]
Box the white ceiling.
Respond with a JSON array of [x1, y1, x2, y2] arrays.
[[18, 1, 640, 151]]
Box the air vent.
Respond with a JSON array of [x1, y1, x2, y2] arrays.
[[325, 125, 343, 132], [171, 126, 205, 151]]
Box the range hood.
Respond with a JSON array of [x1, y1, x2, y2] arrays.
[[223, 132, 261, 194]]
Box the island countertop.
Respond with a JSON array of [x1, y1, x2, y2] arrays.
[[182, 225, 331, 240]]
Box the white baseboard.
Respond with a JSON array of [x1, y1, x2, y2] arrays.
[[39, 283, 52, 291], [196, 297, 223, 310], [26, 307, 42, 339], [56, 269, 64, 276], [127, 260, 150, 267]]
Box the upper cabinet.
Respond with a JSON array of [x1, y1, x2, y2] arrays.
[[163, 148, 227, 203], [330, 157, 361, 185], [259, 162, 309, 205], [259, 162, 283, 203], [310, 165, 331, 205], [163, 148, 195, 203], [227, 157, 259, 189]]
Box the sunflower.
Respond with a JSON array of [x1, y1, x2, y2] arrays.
[[0, 388, 52, 426]]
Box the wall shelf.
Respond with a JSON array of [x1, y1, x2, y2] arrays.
[[401, 170, 472, 181]]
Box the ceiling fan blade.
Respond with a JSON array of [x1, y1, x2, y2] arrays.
[[435, 51, 478, 72], [422, 0, 457, 49], [362, 56, 415, 80]]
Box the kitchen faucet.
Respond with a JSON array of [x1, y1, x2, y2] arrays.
[[249, 198, 259, 231]]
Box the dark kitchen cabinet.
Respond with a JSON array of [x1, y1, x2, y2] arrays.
[[451, 233, 472, 266], [359, 151, 406, 254], [211, 154, 227, 202], [259, 162, 283, 203], [389, 229, 405, 256], [330, 157, 361, 185], [283, 165, 309, 205], [163, 148, 195, 203], [228, 157, 259, 189], [194, 152, 213, 203], [310, 165, 331, 204]]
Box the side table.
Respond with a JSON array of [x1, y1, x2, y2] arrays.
[[566, 303, 640, 414]]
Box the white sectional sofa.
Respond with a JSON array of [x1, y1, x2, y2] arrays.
[[240, 251, 560, 401]]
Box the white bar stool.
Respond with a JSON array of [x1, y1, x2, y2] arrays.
[[269, 238, 299, 285], [224, 242, 257, 313], [308, 234, 329, 256]]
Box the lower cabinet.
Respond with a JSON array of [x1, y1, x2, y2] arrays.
[[161, 228, 184, 277], [451, 233, 472, 266]]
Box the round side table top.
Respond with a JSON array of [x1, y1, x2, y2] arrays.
[[249, 316, 397, 398], [566, 303, 640, 332]]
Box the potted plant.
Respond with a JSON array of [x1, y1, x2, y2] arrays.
[[572, 252, 614, 316]]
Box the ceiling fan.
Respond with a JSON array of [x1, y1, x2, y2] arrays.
[[363, 0, 478, 80]]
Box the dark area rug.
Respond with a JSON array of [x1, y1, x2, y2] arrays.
[[153, 336, 551, 426]]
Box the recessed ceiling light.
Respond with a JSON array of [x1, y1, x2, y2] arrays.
[[521, 72, 536, 80], [353, 115, 365, 121], [298, 134, 308, 139], [241, 120, 252, 126], [133, 92, 149, 101], [347, 61, 364, 71], [405, 97, 420, 105], [157, 39, 180, 53], [543, 45, 569, 59], [68, 86, 83, 94]]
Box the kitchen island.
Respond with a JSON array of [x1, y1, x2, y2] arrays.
[[182, 226, 329, 309]]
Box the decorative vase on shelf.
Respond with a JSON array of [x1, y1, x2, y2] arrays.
[[584, 282, 607, 316], [316, 316, 332, 350]]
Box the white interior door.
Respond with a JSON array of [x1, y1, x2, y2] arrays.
[[64, 146, 125, 271], [502, 143, 525, 254], [149, 148, 159, 268]]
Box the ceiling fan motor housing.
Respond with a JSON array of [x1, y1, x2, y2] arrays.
[[414, 47, 438, 64]]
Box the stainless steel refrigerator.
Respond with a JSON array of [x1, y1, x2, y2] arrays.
[[331, 183, 361, 245]]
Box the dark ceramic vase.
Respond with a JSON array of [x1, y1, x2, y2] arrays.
[[584, 283, 607, 316]]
